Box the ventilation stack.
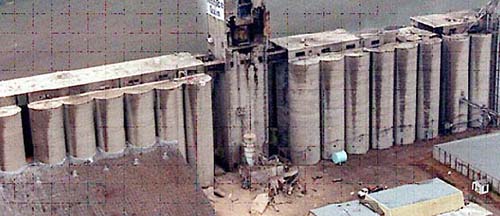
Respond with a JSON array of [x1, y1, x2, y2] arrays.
[[94, 90, 127, 154], [155, 82, 186, 160], [442, 34, 470, 133], [368, 45, 395, 150], [28, 100, 66, 165], [416, 38, 442, 140], [394, 42, 418, 145], [469, 34, 492, 128], [0, 105, 26, 172], [288, 58, 321, 164], [345, 52, 370, 154], [184, 75, 215, 187], [124, 86, 157, 148], [63, 96, 97, 161], [320, 54, 345, 159]]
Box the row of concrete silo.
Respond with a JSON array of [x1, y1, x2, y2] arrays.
[[284, 32, 493, 164], [0, 74, 215, 187]]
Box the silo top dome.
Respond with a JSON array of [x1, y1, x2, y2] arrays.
[[0, 105, 21, 117]]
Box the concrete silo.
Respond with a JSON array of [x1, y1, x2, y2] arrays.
[[345, 52, 370, 154], [28, 100, 66, 165], [442, 34, 470, 133], [320, 54, 345, 159], [155, 82, 186, 160], [416, 38, 442, 140], [94, 90, 127, 154], [63, 96, 97, 161], [288, 58, 321, 165], [124, 86, 157, 148], [184, 74, 215, 187], [394, 42, 418, 145], [0, 105, 26, 172], [469, 34, 492, 128], [368, 45, 395, 150]]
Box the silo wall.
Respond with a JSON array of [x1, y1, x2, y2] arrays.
[[0, 106, 26, 172], [288, 58, 321, 165], [320, 54, 345, 159], [394, 43, 418, 145], [345, 52, 370, 154], [184, 75, 215, 187], [124, 87, 157, 148], [442, 35, 470, 133], [368, 46, 395, 150], [469, 34, 492, 128], [417, 38, 442, 140], [29, 101, 66, 165], [94, 90, 127, 154], [63, 96, 97, 161], [155, 83, 186, 160]]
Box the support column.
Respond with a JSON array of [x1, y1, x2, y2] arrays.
[[0, 105, 26, 172]]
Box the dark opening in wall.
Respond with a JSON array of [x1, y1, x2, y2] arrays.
[[321, 48, 331, 53], [346, 44, 356, 49], [295, 51, 306, 57], [371, 40, 380, 46], [20, 105, 34, 160]]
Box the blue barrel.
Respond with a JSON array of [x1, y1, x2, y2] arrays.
[[331, 150, 348, 164]]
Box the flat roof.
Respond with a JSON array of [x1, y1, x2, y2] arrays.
[[0, 52, 203, 98], [410, 10, 478, 28], [434, 133, 500, 180], [366, 178, 462, 209], [309, 200, 378, 216], [270, 29, 360, 51]]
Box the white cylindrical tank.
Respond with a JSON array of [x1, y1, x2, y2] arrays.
[[63, 96, 97, 161], [345, 52, 370, 154], [417, 38, 442, 140], [29, 100, 66, 165], [368, 45, 395, 150], [155, 82, 186, 160], [184, 74, 215, 187], [0, 105, 26, 172], [394, 42, 418, 145], [124, 86, 157, 148], [94, 90, 127, 154], [320, 54, 345, 159], [288, 58, 321, 165], [442, 34, 470, 133], [469, 34, 492, 128]]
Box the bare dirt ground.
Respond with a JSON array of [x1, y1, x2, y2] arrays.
[[212, 129, 500, 216]]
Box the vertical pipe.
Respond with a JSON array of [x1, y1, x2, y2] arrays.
[[417, 38, 442, 140], [394, 42, 418, 145], [124, 87, 157, 148], [469, 34, 492, 128], [442, 34, 470, 133], [184, 75, 215, 187], [28, 101, 66, 165], [320, 54, 345, 159], [0, 105, 26, 172], [368, 45, 395, 150], [345, 52, 370, 154], [94, 90, 127, 154], [155, 82, 186, 160], [63, 96, 97, 161]]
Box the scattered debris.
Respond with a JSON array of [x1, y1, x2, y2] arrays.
[[103, 165, 110, 172], [332, 178, 343, 183], [203, 187, 217, 203], [133, 158, 140, 166], [71, 170, 78, 177], [213, 188, 226, 198], [331, 150, 348, 165], [312, 175, 323, 181], [214, 165, 226, 176], [251, 193, 269, 215]]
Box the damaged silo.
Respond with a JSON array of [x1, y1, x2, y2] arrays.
[[394, 42, 418, 145], [155, 82, 186, 160], [124, 86, 157, 148], [345, 52, 370, 154], [28, 100, 66, 165], [288, 58, 321, 165], [469, 34, 492, 128], [184, 75, 215, 187], [94, 90, 127, 154], [416, 38, 442, 140], [442, 34, 470, 133], [63, 96, 97, 161], [320, 54, 345, 159], [0, 105, 26, 172], [368, 45, 395, 150]]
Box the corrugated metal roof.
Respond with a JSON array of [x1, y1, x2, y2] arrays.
[[309, 200, 379, 216]]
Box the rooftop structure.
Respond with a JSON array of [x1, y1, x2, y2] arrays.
[[411, 10, 480, 34], [309, 200, 378, 216]]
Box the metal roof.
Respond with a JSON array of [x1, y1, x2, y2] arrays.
[[309, 200, 379, 216], [410, 10, 478, 28], [270, 29, 360, 51]]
